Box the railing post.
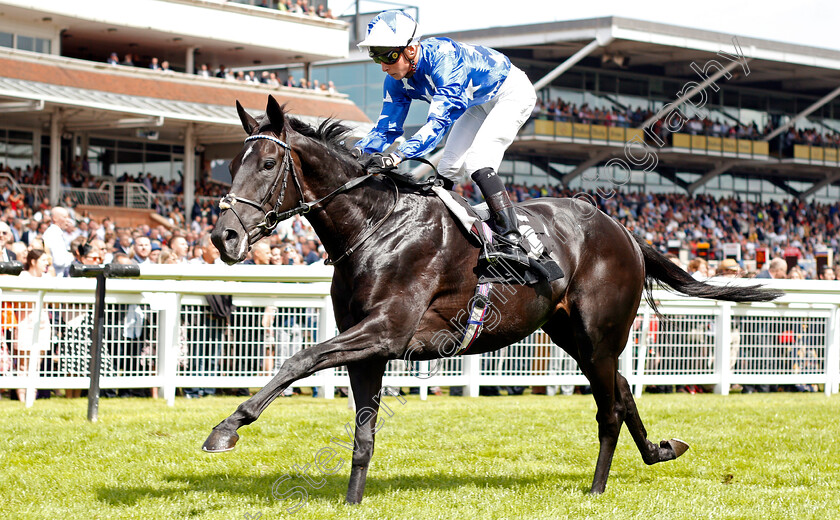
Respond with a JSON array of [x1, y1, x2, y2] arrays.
[[24, 290, 46, 408], [619, 333, 634, 377], [464, 354, 481, 397], [633, 307, 651, 398], [715, 303, 732, 395], [419, 361, 430, 401], [157, 293, 181, 406], [86, 274, 107, 422], [825, 305, 840, 396], [318, 295, 337, 399]]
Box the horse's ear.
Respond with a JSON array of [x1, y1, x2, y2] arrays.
[[265, 95, 285, 130], [236, 100, 258, 135]]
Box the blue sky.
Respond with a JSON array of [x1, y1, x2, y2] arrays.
[[331, 0, 840, 52]]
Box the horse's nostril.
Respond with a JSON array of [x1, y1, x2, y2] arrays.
[[223, 228, 239, 243]]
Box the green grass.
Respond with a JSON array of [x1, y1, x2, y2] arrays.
[[1, 393, 839, 519]]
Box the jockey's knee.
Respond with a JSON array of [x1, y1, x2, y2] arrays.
[[437, 164, 465, 185]]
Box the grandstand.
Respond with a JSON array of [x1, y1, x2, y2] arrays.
[[1, 5, 839, 267], [0, 4, 839, 405], [307, 15, 840, 206], [0, 0, 369, 225]]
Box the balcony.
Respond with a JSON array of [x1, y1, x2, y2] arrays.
[[531, 119, 645, 147], [670, 133, 770, 160], [792, 144, 840, 167]]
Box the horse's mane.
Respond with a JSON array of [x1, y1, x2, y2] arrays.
[[252, 103, 356, 160], [280, 116, 364, 174], [287, 117, 353, 152]]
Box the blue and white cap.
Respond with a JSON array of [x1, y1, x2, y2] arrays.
[[357, 10, 420, 50]]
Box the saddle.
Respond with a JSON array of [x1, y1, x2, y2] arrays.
[[383, 171, 564, 285], [432, 187, 565, 285]]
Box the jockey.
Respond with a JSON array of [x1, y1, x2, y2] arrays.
[[352, 9, 536, 267]]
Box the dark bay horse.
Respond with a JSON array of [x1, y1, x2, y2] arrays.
[[204, 95, 781, 502]]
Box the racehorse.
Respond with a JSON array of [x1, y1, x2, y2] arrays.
[[203, 95, 782, 502]]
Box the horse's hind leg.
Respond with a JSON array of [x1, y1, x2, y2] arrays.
[[616, 372, 689, 464], [583, 354, 624, 494], [543, 319, 625, 494]]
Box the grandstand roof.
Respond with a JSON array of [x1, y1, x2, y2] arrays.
[[429, 16, 840, 196], [0, 50, 370, 144], [444, 16, 840, 95], [0, 0, 349, 67]]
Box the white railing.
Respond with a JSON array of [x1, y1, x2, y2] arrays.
[[0, 266, 837, 406], [153, 193, 219, 210], [102, 182, 151, 209], [0, 172, 21, 193], [18, 183, 114, 208]]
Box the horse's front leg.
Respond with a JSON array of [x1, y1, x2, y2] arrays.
[[202, 316, 411, 452], [345, 359, 388, 504]]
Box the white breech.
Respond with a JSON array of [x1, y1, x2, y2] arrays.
[[437, 65, 536, 182]]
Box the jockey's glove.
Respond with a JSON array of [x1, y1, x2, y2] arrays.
[[349, 147, 363, 160], [361, 152, 404, 174]]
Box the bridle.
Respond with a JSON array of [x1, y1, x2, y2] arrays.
[[218, 132, 399, 265], [219, 134, 299, 244]]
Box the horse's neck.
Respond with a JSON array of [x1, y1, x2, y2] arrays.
[[300, 162, 395, 258]]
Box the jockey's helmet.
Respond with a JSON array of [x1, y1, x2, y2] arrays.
[[357, 10, 420, 52]]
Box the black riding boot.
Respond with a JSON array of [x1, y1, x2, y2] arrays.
[[471, 167, 531, 267]]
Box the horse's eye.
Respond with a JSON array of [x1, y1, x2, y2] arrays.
[[263, 160, 276, 170]]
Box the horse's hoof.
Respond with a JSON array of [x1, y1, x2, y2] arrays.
[[202, 429, 239, 453], [663, 438, 689, 458]]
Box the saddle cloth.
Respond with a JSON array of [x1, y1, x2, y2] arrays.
[[431, 186, 563, 284]]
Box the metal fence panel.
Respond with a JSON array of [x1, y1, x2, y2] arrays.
[[0, 274, 838, 406]]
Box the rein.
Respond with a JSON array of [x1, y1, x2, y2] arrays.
[[218, 133, 400, 265]]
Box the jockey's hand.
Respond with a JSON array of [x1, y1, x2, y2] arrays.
[[349, 147, 363, 160], [361, 152, 403, 174]]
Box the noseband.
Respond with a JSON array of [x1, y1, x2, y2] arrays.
[[218, 132, 399, 264]]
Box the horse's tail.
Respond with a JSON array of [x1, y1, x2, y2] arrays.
[[631, 233, 783, 314]]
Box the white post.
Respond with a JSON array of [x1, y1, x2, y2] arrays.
[[318, 295, 337, 399], [532, 34, 613, 92], [633, 308, 651, 398], [185, 46, 197, 75], [825, 305, 840, 396], [715, 303, 733, 395], [24, 291, 46, 408], [419, 360, 429, 401], [619, 331, 634, 380], [158, 293, 181, 406], [464, 354, 481, 397]]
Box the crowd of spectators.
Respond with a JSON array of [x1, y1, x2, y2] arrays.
[[270, 0, 335, 18], [0, 205, 328, 275], [533, 98, 655, 128], [5, 157, 840, 280], [105, 50, 338, 94], [458, 181, 840, 280], [229, 0, 335, 18], [532, 96, 840, 152], [100, 3, 338, 92]]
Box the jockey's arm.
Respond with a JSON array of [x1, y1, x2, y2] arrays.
[[395, 54, 468, 159], [355, 82, 411, 154]]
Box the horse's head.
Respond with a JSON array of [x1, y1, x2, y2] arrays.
[[212, 96, 303, 264]]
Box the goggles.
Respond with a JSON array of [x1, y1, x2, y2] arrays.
[[369, 47, 403, 65]]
